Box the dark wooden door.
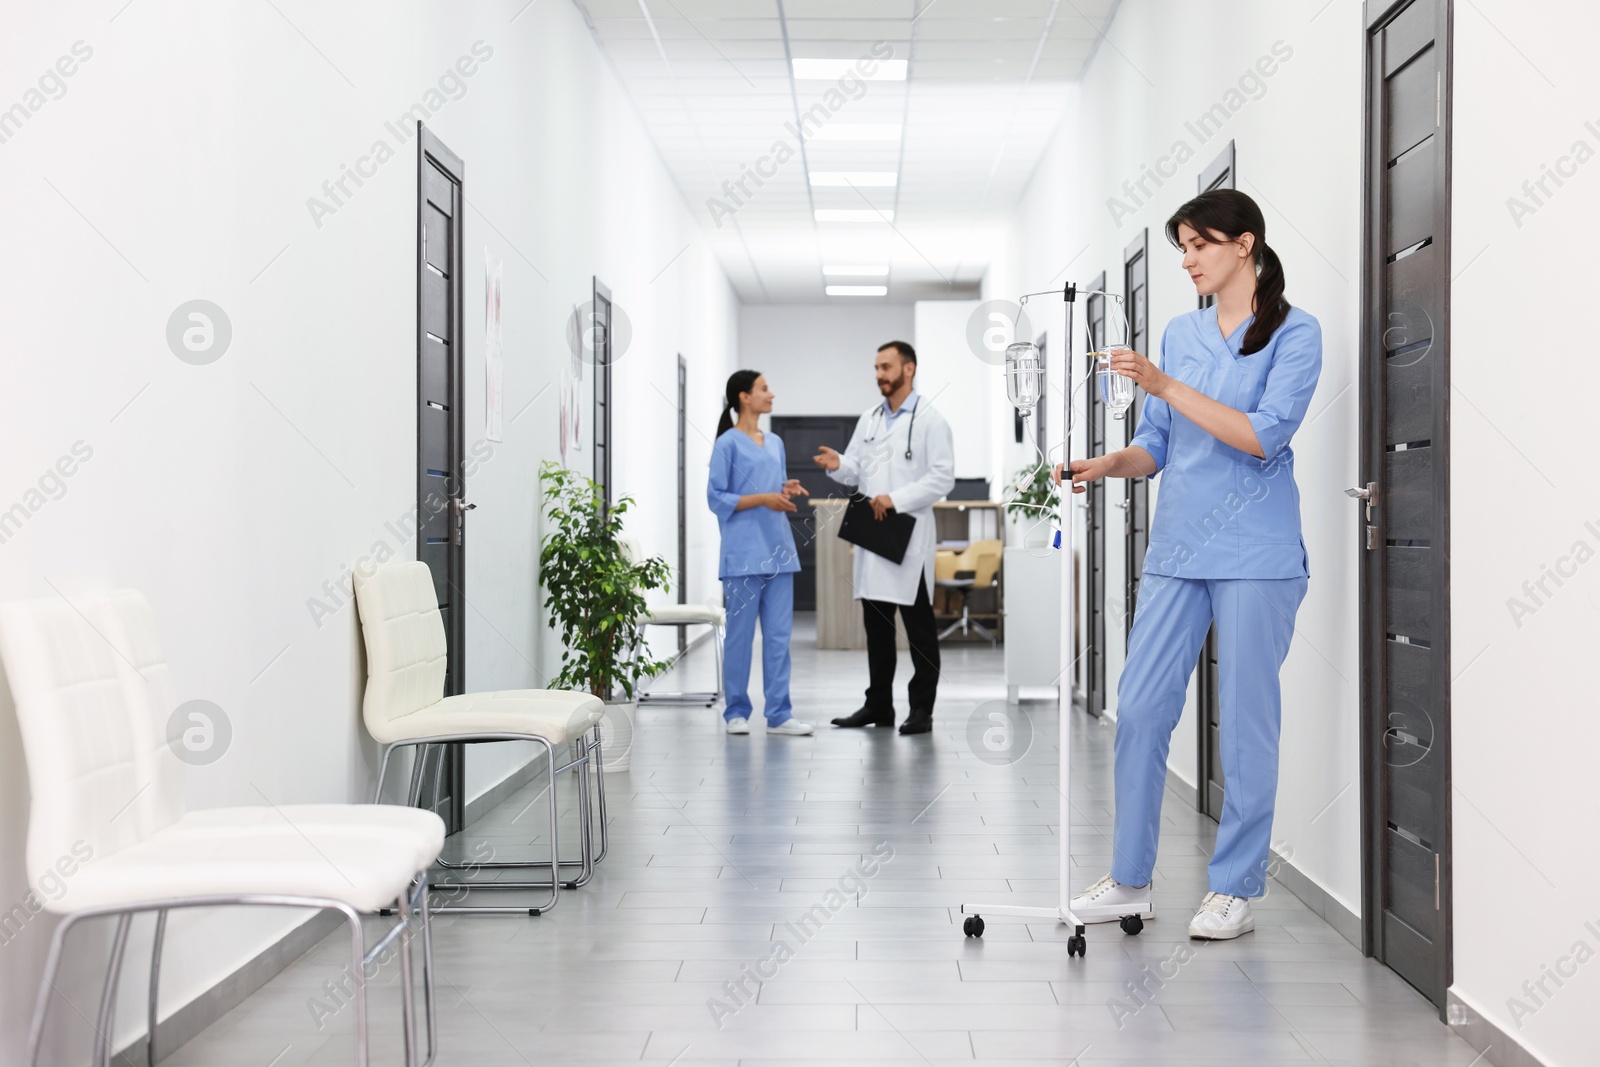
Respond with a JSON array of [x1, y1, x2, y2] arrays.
[[1195, 140, 1235, 822], [1122, 231, 1150, 639], [1361, 0, 1453, 1013], [677, 354, 688, 652], [592, 279, 614, 514], [769, 415, 858, 612], [416, 125, 466, 831], [1082, 274, 1108, 718]]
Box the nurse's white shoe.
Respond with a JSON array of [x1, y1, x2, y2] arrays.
[[768, 719, 813, 736], [1188, 892, 1254, 940], [1070, 874, 1154, 923], [726, 718, 750, 735]]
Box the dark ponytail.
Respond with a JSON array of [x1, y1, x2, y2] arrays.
[[717, 369, 761, 436], [1164, 189, 1289, 355]]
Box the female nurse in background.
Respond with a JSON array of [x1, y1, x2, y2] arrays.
[[1056, 189, 1322, 940], [707, 371, 814, 736]]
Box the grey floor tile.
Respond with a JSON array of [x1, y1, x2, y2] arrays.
[[152, 622, 1462, 1065]]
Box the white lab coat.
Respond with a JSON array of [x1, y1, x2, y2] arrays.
[[827, 395, 956, 605]]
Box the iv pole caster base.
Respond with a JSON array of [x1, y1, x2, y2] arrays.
[[1066, 924, 1087, 957], [962, 915, 985, 938]]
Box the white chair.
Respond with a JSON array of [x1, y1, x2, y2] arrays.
[[0, 589, 445, 1067], [618, 537, 725, 706], [354, 561, 606, 914]]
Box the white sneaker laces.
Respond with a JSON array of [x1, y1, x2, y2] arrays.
[[1085, 875, 1118, 899], [1197, 891, 1240, 917]]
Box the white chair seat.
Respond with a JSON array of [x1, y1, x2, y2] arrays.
[[642, 604, 725, 626], [173, 805, 445, 874], [50, 823, 437, 914], [367, 689, 604, 746]]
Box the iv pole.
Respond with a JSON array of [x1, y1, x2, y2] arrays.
[[958, 280, 1142, 957]]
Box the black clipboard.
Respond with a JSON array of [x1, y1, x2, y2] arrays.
[[837, 493, 916, 565]]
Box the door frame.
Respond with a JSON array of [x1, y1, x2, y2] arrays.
[[1194, 140, 1235, 821], [592, 278, 615, 515], [1121, 229, 1150, 642], [676, 353, 688, 652], [1082, 272, 1108, 718], [1359, 0, 1454, 1011], [416, 123, 467, 831]]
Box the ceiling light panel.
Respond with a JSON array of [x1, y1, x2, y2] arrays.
[[808, 172, 898, 186], [814, 209, 894, 222], [791, 58, 907, 81]]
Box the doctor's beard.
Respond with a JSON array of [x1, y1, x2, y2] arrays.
[[877, 366, 908, 396]]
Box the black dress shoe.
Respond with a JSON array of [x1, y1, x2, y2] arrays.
[[897, 716, 933, 735], [832, 707, 895, 728]]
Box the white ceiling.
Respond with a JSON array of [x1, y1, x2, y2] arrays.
[[574, 0, 1118, 303]]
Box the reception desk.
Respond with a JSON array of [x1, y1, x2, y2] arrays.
[[810, 497, 907, 651]]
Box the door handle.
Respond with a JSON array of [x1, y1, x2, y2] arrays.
[[1114, 500, 1130, 510], [1346, 482, 1377, 547], [452, 499, 476, 545]]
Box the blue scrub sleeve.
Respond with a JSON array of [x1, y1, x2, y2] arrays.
[[1245, 317, 1323, 461], [706, 434, 743, 522], [1128, 395, 1173, 472]]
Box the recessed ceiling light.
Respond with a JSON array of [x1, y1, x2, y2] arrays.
[[809, 172, 898, 187], [823, 265, 890, 276], [792, 58, 907, 81], [809, 124, 903, 142], [815, 209, 893, 223], [826, 285, 888, 297]]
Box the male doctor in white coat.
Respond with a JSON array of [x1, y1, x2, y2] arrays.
[[814, 340, 955, 735]]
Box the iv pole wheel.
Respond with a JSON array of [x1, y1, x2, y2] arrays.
[[1067, 931, 1087, 957], [962, 915, 985, 938], [1120, 913, 1144, 935]]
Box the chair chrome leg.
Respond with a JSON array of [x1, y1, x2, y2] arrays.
[[430, 737, 564, 914], [405, 742, 428, 808], [417, 874, 437, 1067], [93, 913, 133, 1067], [336, 904, 369, 1067], [396, 890, 417, 1067], [589, 727, 609, 866], [30, 913, 80, 1066], [373, 744, 396, 803], [714, 624, 725, 704], [147, 909, 167, 1067]]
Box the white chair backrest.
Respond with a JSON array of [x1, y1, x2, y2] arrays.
[[352, 561, 448, 732], [0, 591, 185, 887]]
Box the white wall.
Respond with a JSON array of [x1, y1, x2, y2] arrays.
[[0, 0, 736, 1059], [737, 300, 994, 481], [986, 0, 1365, 917], [1449, 4, 1600, 1064], [738, 302, 914, 417]]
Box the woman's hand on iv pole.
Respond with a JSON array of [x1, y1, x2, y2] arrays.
[[1051, 458, 1110, 495], [1108, 348, 1172, 397], [781, 479, 810, 499], [812, 446, 842, 471]]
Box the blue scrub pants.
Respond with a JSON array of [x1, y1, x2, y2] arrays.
[[1110, 573, 1309, 898], [721, 572, 795, 726]]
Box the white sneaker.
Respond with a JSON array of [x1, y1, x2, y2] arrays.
[[726, 718, 750, 734], [767, 719, 813, 736], [1188, 892, 1254, 940], [1070, 874, 1154, 924]]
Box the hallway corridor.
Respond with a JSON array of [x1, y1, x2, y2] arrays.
[[162, 625, 1476, 1065]]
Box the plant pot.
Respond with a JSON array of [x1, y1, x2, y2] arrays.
[[599, 701, 636, 773]]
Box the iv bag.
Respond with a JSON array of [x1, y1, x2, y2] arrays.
[[1005, 341, 1042, 413]]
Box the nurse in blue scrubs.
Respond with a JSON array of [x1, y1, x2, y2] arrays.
[[707, 370, 814, 736], [1059, 189, 1322, 940]]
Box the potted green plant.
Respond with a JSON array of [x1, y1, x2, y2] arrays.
[[539, 462, 673, 772], [1005, 460, 1059, 545]]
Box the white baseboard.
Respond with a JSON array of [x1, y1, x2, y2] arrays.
[[1446, 990, 1553, 1067], [1165, 767, 1362, 948]]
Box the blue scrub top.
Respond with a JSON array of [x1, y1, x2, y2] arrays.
[[1131, 305, 1323, 579], [707, 429, 801, 579]]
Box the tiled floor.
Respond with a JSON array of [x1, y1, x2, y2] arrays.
[[162, 617, 1481, 1065]]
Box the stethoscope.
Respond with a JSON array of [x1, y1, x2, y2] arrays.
[[863, 398, 919, 461]]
